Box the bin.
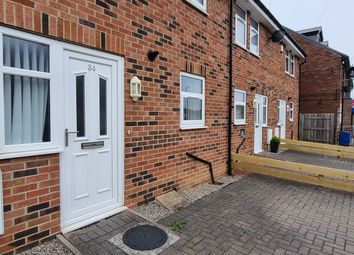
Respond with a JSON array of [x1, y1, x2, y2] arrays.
[[339, 131, 352, 146]]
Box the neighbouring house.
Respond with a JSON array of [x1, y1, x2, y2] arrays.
[[288, 27, 353, 143], [232, 0, 304, 155], [0, 0, 303, 253]]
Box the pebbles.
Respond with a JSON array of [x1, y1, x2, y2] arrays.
[[18, 239, 73, 255], [134, 175, 242, 221]]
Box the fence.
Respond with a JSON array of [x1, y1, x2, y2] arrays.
[[299, 113, 335, 144], [232, 154, 354, 192]]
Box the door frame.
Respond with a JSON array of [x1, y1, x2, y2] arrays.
[[254, 95, 263, 154], [59, 44, 125, 234]]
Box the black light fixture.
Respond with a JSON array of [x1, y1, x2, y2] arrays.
[[250, 86, 256, 91], [147, 50, 159, 61]]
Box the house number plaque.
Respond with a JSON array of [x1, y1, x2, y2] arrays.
[[81, 141, 104, 149]]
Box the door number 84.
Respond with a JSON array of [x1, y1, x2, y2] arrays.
[[88, 64, 96, 72]]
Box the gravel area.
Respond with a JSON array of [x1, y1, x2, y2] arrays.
[[134, 175, 242, 221], [18, 239, 73, 255]]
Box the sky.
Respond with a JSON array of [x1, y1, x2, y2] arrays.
[[261, 0, 354, 97]]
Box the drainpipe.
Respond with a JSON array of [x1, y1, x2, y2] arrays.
[[227, 0, 234, 176], [298, 57, 307, 140]]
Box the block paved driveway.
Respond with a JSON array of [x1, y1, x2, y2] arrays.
[[65, 175, 354, 255], [258, 149, 354, 171], [159, 175, 354, 255]]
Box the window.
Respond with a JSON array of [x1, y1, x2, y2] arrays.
[[250, 18, 259, 55], [262, 96, 268, 126], [290, 55, 295, 76], [285, 50, 290, 74], [236, 5, 247, 48], [289, 102, 294, 122], [234, 89, 246, 125], [1, 35, 52, 149], [285, 50, 296, 77], [186, 0, 207, 13], [180, 72, 205, 129]]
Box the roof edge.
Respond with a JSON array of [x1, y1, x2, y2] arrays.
[[252, 0, 306, 58], [285, 27, 350, 61]]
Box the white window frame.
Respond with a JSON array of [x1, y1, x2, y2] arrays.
[[234, 89, 247, 125], [285, 50, 290, 74], [261, 95, 268, 127], [290, 55, 295, 77], [0, 27, 62, 159], [180, 72, 206, 130], [186, 0, 207, 13], [289, 101, 294, 122], [250, 18, 260, 56], [235, 5, 247, 48]]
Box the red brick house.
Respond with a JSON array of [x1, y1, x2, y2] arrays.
[[289, 27, 353, 143], [0, 0, 304, 253]]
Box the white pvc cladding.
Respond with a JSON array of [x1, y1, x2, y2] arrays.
[[236, 0, 305, 59]]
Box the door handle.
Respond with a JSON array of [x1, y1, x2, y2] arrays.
[[65, 128, 79, 147]]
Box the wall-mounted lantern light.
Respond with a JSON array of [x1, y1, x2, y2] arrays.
[[130, 76, 142, 101]]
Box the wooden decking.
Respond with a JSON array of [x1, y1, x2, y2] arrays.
[[232, 139, 354, 192]]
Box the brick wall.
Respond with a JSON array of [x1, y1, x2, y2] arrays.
[[289, 32, 343, 116], [0, 0, 300, 252], [0, 154, 60, 254]]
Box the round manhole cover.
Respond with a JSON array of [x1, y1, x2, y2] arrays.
[[122, 224, 168, 251]]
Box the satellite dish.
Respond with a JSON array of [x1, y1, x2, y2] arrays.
[[271, 30, 285, 42]]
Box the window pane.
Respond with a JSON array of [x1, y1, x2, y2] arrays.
[[4, 74, 50, 145], [76, 75, 85, 137], [263, 97, 267, 106], [236, 105, 245, 120], [183, 97, 202, 120], [196, 0, 204, 4], [235, 91, 245, 102], [236, 6, 246, 20], [250, 29, 259, 53], [236, 19, 246, 45], [285, 58, 289, 72], [3, 35, 49, 72], [263, 106, 267, 124], [99, 78, 107, 136], [181, 76, 203, 94], [251, 19, 258, 30]]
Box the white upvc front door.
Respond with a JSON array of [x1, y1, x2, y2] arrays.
[[278, 99, 286, 139], [61, 50, 124, 233], [254, 95, 263, 154]]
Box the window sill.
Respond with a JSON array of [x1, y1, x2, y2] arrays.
[[235, 43, 248, 52], [183, 0, 209, 16], [0, 148, 64, 160], [285, 72, 296, 79], [180, 126, 208, 131], [250, 51, 260, 58], [234, 44, 260, 59], [234, 123, 247, 126]]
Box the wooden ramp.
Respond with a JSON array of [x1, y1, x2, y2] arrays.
[[232, 154, 354, 192], [281, 139, 354, 159]]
